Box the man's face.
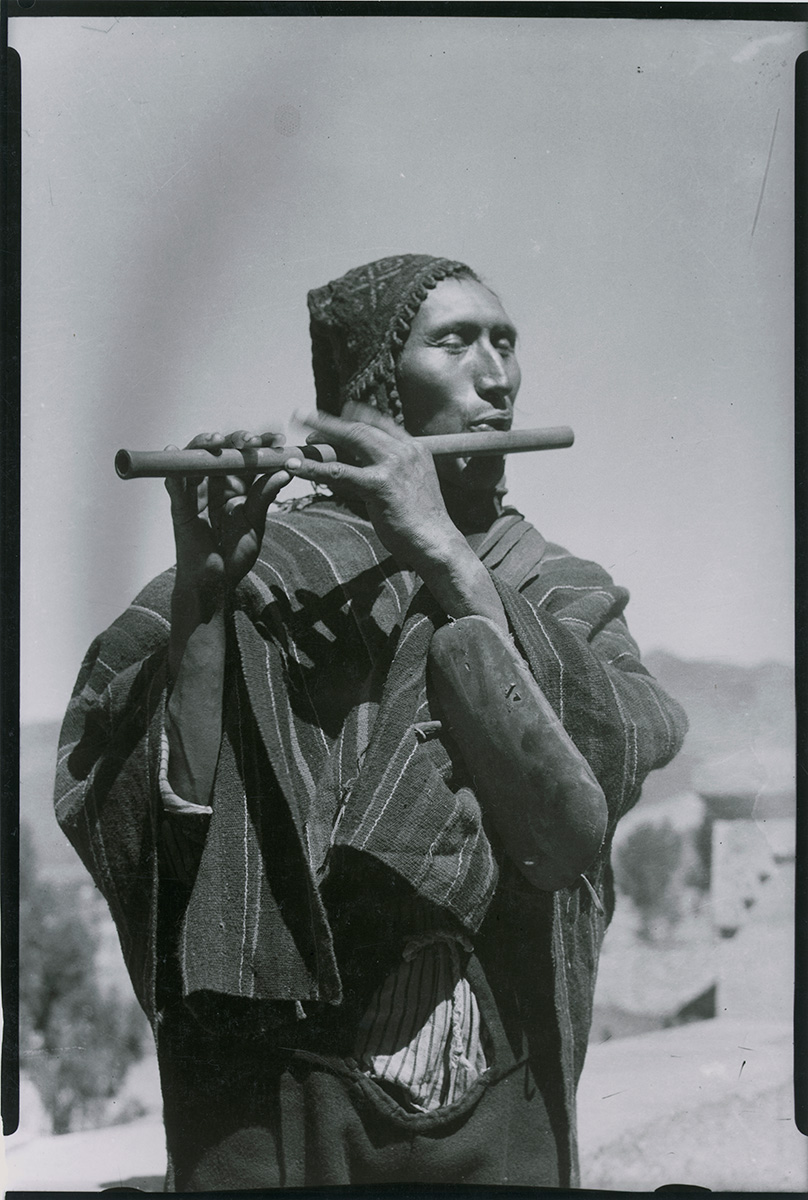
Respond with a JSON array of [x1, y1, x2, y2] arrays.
[[396, 276, 522, 492]]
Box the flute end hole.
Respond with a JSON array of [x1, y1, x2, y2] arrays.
[[115, 450, 133, 479]]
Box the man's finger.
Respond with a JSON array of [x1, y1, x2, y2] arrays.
[[293, 409, 395, 464], [164, 446, 184, 504], [164, 475, 184, 505], [184, 432, 225, 452], [164, 447, 206, 512], [242, 470, 292, 526], [222, 474, 250, 499], [222, 495, 248, 520], [340, 400, 410, 442], [286, 454, 376, 493], [225, 430, 284, 450], [228, 430, 258, 451], [207, 476, 226, 526]]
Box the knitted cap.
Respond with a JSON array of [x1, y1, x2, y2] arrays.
[[308, 254, 477, 421]]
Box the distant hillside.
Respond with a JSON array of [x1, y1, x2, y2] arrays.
[[19, 652, 795, 875], [639, 651, 795, 810]]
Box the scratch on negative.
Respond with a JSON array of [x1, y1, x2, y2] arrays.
[[750, 108, 780, 245], [738, 1060, 746, 1079], [152, 161, 191, 197], [601, 1090, 626, 1099]]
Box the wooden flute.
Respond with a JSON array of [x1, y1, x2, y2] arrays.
[[115, 426, 574, 480]]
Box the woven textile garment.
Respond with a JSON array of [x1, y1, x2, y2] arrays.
[[55, 497, 686, 1182]]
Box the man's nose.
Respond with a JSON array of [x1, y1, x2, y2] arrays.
[[474, 341, 513, 403]]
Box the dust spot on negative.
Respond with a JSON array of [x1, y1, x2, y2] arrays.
[[275, 104, 302, 137]]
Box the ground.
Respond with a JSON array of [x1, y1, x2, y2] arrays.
[[5, 1018, 804, 1192]]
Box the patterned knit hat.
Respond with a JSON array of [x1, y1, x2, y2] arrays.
[[308, 254, 477, 421]]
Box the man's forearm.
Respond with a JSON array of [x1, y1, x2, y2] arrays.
[[416, 533, 509, 631], [166, 588, 226, 807], [428, 615, 608, 890]]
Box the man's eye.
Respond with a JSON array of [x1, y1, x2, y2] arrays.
[[439, 334, 466, 350]]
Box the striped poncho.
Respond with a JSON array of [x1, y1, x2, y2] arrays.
[[55, 495, 686, 1179]]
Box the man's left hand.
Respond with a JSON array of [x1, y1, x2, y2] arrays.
[[288, 402, 464, 574]]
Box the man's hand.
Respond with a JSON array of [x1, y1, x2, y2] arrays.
[[164, 429, 291, 684], [287, 403, 508, 630], [163, 428, 291, 804], [165, 430, 291, 599], [289, 403, 462, 574]]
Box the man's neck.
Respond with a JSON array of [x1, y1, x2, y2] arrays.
[[440, 481, 507, 535], [325, 479, 508, 537]]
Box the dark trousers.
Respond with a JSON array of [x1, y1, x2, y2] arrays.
[[158, 956, 560, 1190]]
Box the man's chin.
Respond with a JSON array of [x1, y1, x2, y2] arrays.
[[437, 455, 506, 495]]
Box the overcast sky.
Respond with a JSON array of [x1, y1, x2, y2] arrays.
[[11, 14, 801, 724]]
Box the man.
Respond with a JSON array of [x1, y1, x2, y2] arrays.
[[55, 254, 687, 1189]]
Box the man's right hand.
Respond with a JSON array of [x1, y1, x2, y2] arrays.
[[163, 429, 291, 805], [165, 429, 291, 599], [164, 429, 291, 685]]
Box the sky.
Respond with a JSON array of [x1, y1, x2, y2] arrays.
[[10, 14, 802, 725]]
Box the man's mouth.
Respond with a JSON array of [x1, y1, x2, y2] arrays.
[[467, 415, 512, 434], [448, 417, 512, 483]]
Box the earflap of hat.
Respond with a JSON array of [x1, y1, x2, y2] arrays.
[[309, 316, 346, 417], [342, 347, 403, 422]]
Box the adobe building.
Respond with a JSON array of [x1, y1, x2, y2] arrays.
[[696, 747, 795, 1024]]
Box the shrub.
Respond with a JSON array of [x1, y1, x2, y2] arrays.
[[614, 819, 684, 938], [19, 824, 147, 1134]]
